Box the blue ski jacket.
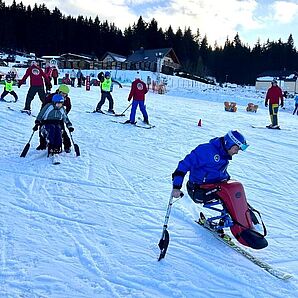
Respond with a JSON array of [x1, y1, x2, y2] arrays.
[[172, 137, 232, 189]]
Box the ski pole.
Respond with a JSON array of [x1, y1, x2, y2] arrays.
[[20, 130, 36, 157], [68, 131, 80, 157], [119, 103, 132, 116], [158, 192, 184, 261]]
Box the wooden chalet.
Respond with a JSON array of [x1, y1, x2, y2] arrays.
[[126, 47, 181, 75], [58, 53, 99, 69]]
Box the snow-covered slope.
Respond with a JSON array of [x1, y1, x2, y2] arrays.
[[0, 80, 297, 297]]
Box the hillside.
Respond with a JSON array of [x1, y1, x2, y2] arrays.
[[0, 80, 297, 297]]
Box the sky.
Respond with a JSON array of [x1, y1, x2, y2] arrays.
[[5, 0, 298, 47], [0, 66, 297, 296]]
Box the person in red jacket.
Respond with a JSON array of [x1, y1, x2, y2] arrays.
[[125, 72, 149, 124], [18, 61, 51, 114], [265, 79, 284, 129], [36, 84, 72, 152]]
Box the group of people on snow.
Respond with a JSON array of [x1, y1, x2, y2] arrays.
[[5, 61, 293, 163], [69, 68, 85, 87], [3, 61, 292, 249], [10, 62, 150, 158]]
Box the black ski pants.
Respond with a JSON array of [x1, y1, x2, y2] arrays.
[[293, 103, 298, 115], [96, 91, 114, 111], [24, 86, 46, 110], [187, 181, 220, 204], [1, 90, 18, 102]]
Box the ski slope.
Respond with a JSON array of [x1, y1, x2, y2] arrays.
[[0, 79, 297, 297]]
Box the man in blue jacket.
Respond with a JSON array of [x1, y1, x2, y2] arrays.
[[171, 130, 248, 201]]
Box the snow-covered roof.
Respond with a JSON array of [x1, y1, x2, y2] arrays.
[[41, 56, 61, 59], [256, 76, 275, 81]]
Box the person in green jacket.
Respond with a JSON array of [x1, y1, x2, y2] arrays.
[[95, 71, 122, 114], [0, 75, 18, 102]]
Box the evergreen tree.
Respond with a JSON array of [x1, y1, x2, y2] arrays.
[[1, 1, 298, 84]]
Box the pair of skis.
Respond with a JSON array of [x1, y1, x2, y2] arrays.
[[158, 199, 292, 280], [7, 106, 36, 117], [87, 110, 125, 117], [251, 125, 291, 131], [111, 120, 155, 129], [86, 103, 132, 117], [196, 213, 292, 280], [0, 99, 17, 103]]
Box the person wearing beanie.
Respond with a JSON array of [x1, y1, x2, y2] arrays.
[[265, 79, 283, 129], [18, 61, 51, 114], [124, 72, 149, 124]]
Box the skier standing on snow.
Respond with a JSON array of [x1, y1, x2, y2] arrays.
[[95, 71, 122, 114], [265, 79, 284, 129], [124, 72, 149, 124], [70, 69, 76, 87], [36, 84, 72, 153], [0, 75, 18, 102], [18, 61, 51, 114], [76, 68, 84, 87], [33, 93, 74, 156], [51, 66, 59, 86], [171, 130, 248, 201], [293, 94, 298, 115]]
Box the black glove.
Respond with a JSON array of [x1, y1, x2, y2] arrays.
[[33, 124, 39, 131], [265, 103, 268, 107], [68, 126, 74, 132], [17, 82, 21, 88], [119, 84, 123, 88], [280, 103, 284, 108]]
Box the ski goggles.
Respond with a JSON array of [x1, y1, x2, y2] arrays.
[[228, 131, 249, 151]]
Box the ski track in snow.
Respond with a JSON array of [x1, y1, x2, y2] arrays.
[[0, 80, 297, 297]]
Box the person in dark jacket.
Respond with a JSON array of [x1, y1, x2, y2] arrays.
[[33, 93, 74, 156], [36, 84, 72, 152], [18, 61, 51, 114], [171, 130, 248, 201], [77, 68, 84, 87], [51, 66, 59, 85], [95, 71, 122, 114], [293, 94, 298, 115], [265, 79, 283, 129], [125, 72, 149, 124]]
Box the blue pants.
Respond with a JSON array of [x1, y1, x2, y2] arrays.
[[41, 124, 62, 150], [130, 100, 148, 123]]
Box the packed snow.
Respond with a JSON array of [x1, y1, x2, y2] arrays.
[[0, 70, 297, 297]]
